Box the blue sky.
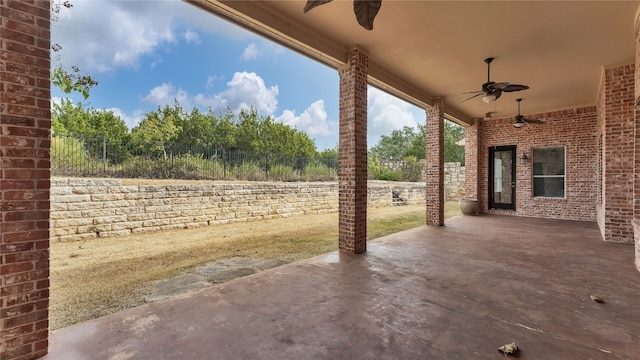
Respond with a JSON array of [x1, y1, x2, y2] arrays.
[[51, 0, 425, 150]]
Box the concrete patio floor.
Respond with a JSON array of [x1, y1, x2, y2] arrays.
[[45, 215, 640, 360]]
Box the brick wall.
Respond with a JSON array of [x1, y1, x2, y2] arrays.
[[0, 1, 51, 358], [477, 106, 598, 221], [49, 179, 426, 242], [597, 64, 635, 244]]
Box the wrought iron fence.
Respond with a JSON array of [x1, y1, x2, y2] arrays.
[[51, 134, 338, 181]]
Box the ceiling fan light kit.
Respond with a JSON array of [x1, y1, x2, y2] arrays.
[[512, 98, 544, 128], [462, 57, 529, 103], [483, 94, 498, 103]]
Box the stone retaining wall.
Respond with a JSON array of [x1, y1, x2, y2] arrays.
[[51, 179, 426, 242], [444, 162, 465, 201]]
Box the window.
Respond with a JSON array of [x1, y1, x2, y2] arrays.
[[533, 146, 565, 198]]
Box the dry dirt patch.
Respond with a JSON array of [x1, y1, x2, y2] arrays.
[[51, 203, 460, 330]]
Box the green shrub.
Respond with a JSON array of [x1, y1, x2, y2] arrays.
[[233, 162, 265, 181], [302, 163, 338, 181], [52, 136, 102, 176], [400, 156, 422, 182], [268, 164, 298, 181]]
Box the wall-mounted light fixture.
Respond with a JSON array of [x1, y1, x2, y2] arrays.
[[519, 152, 528, 165]]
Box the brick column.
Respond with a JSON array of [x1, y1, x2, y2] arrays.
[[1, 1, 52, 358], [634, 13, 640, 272], [464, 119, 480, 201], [425, 98, 445, 226], [600, 64, 635, 245], [338, 47, 368, 253]]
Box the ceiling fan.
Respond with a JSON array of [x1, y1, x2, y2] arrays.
[[462, 57, 529, 103], [513, 98, 544, 128], [303, 0, 382, 30]]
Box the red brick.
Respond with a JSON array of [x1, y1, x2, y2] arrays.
[[0, 27, 34, 46], [0, 262, 34, 274], [1, 282, 35, 298], [0, 303, 35, 319], [4, 250, 47, 263], [4, 210, 49, 222], [3, 230, 49, 243], [3, 309, 47, 329]]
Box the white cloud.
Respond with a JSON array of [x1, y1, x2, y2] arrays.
[[184, 30, 200, 44], [213, 72, 279, 113], [142, 72, 278, 115], [142, 83, 193, 109], [276, 100, 335, 136], [104, 108, 146, 129], [241, 43, 260, 61], [367, 87, 420, 142], [51, 1, 251, 73], [205, 75, 222, 91]]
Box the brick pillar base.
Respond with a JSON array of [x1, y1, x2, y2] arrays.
[[1, 1, 52, 359], [338, 48, 368, 253], [425, 98, 445, 226]]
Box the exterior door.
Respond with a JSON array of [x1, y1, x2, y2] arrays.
[[489, 146, 516, 210]]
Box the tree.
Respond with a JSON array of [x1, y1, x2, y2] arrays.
[[444, 120, 465, 164], [51, 1, 98, 99], [369, 126, 418, 160], [131, 104, 182, 159], [52, 99, 130, 163], [368, 120, 465, 164], [235, 107, 317, 157], [317, 146, 338, 159]]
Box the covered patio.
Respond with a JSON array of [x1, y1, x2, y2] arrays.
[[1, 1, 640, 358], [44, 215, 640, 360]]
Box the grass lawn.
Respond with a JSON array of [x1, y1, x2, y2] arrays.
[[50, 201, 461, 330]]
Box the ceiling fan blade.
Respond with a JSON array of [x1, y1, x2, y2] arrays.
[[502, 84, 529, 92], [461, 92, 485, 102], [524, 118, 544, 124], [461, 90, 484, 94], [303, 0, 333, 13], [353, 0, 382, 30], [487, 82, 510, 90]]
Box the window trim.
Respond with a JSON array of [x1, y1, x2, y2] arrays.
[[532, 146, 566, 199]]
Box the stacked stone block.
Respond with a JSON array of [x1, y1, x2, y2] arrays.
[[443, 163, 465, 201], [50, 179, 427, 242]]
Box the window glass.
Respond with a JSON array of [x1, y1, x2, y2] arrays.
[[533, 147, 565, 198]]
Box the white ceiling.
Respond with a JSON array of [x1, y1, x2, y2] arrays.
[[187, 0, 638, 125]]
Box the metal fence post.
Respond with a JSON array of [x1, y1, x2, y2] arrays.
[[103, 134, 107, 175]]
